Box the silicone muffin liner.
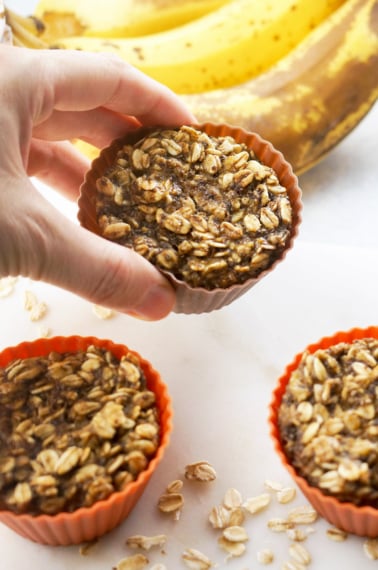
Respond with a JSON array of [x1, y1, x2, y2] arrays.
[[0, 336, 173, 546], [268, 326, 378, 537], [78, 122, 302, 314]]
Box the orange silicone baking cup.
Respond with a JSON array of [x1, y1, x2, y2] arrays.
[[0, 336, 173, 546], [78, 122, 302, 314], [268, 326, 378, 537]]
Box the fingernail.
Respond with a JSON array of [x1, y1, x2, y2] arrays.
[[131, 283, 175, 320]]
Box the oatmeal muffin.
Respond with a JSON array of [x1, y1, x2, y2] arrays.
[[79, 123, 302, 313], [278, 338, 378, 507], [270, 328, 378, 537], [0, 336, 172, 545]]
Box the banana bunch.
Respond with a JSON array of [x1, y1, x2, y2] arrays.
[[5, 0, 378, 176], [34, 0, 232, 41], [43, 0, 347, 94], [4, 7, 46, 48], [182, 0, 378, 174]]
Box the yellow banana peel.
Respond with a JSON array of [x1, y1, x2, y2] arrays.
[[4, 7, 46, 48], [34, 0, 232, 41], [52, 0, 347, 94], [6, 0, 377, 177], [179, 0, 377, 174]]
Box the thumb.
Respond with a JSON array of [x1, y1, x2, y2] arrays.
[[4, 182, 175, 320], [55, 225, 176, 320]]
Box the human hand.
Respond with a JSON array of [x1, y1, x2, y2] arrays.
[[0, 45, 195, 319]]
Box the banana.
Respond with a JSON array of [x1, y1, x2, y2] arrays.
[[4, 7, 47, 48], [8, 0, 377, 177], [52, 0, 347, 94], [34, 0, 232, 42], [71, 0, 378, 176], [179, 0, 378, 175]]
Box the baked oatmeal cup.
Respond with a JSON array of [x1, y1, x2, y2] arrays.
[[0, 335, 172, 545], [269, 326, 378, 537], [78, 123, 302, 313]]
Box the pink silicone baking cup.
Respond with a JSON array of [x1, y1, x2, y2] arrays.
[[0, 336, 173, 546], [78, 122, 302, 314], [268, 326, 378, 537]]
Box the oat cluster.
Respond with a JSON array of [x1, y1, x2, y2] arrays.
[[278, 338, 378, 506], [95, 125, 292, 289], [0, 346, 160, 515]]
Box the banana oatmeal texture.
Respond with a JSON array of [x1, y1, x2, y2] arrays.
[[278, 339, 378, 507], [95, 126, 293, 289], [0, 346, 160, 515]]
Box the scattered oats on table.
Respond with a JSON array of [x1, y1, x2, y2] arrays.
[[218, 535, 247, 558], [92, 304, 116, 319], [166, 478, 183, 493], [0, 276, 18, 298], [24, 289, 47, 321], [326, 527, 348, 542], [257, 548, 274, 565], [222, 487, 243, 509], [363, 538, 378, 560], [242, 493, 271, 514], [79, 539, 98, 556], [184, 460, 217, 482], [125, 534, 167, 551], [288, 542, 311, 565], [277, 486, 297, 504], [157, 491, 184, 516], [182, 547, 214, 569], [113, 554, 149, 570], [267, 518, 295, 533]]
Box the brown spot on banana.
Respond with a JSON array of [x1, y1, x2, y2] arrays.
[[181, 0, 378, 176]]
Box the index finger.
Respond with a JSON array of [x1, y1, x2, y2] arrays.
[[32, 48, 196, 126]]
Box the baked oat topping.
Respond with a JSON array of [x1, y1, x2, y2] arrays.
[[95, 126, 293, 289], [278, 339, 378, 506], [0, 346, 160, 515]]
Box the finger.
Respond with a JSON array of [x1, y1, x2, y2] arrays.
[[31, 48, 195, 125], [4, 178, 175, 320], [33, 107, 140, 147], [28, 139, 90, 200]]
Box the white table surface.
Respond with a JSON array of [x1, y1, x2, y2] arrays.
[[2, 1, 378, 568]]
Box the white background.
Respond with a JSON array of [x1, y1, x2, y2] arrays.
[[1, 1, 378, 569]]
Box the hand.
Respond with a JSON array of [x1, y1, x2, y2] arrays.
[[0, 45, 195, 319]]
